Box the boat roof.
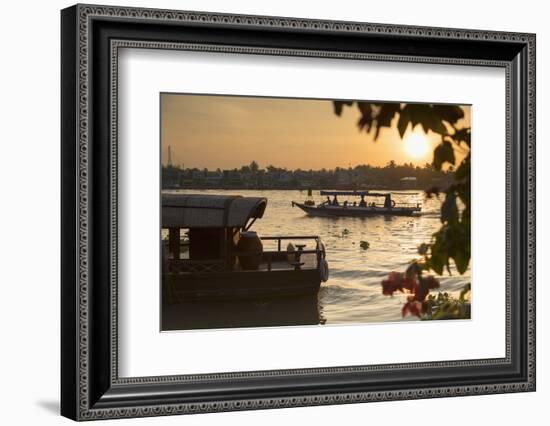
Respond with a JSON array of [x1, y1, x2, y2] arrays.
[[320, 190, 390, 197], [162, 193, 267, 228]]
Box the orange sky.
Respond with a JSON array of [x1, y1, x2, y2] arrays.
[[161, 94, 470, 170]]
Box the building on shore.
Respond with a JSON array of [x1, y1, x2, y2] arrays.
[[400, 176, 417, 189]]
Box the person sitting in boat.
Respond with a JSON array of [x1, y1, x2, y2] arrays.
[[325, 196, 331, 205], [359, 195, 367, 207], [343, 200, 348, 207], [332, 196, 339, 206]]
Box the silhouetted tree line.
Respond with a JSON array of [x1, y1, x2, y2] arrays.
[[162, 160, 452, 190]]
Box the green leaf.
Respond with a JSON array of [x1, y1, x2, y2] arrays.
[[441, 193, 458, 224], [333, 101, 353, 116], [433, 140, 456, 171], [454, 156, 470, 181], [425, 113, 447, 135], [427, 231, 450, 276], [404, 105, 447, 136], [459, 283, 471, 301], [434, 105, 465, 125], [377, 104, 400, 128], [356, 102, 373, 117], [428, 252, 445, 275], [454, 249, 470, 274], [356, 102, 375, 133], [452, 128, 471, 147], [397, 109, 410, 138], [406, 262, 420, 280]]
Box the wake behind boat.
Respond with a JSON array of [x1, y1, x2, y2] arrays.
[[292, 190, 421, 217]]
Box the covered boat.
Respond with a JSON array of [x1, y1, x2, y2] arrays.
[[292, 190, 421, 217], [162, 193, 329, 302]]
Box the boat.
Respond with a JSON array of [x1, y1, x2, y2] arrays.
[[162, 293, 324, 330], [292, 190, 421, 217], [162, 193, 329, 302]]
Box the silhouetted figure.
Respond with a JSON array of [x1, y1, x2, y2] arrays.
[[359, 195, 367, 207], [332, 196, 339, 206], [384, 194, 392, 209]]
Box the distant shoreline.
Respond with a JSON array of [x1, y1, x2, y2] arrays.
[[161, 186, 422, 192]]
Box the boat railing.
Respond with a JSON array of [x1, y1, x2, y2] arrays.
[[403, 204, 422, 209], [392, 202, 421, 209], [259, 235, 321, 251], [165, 235, 323, 273], [351, 202, 420, 209], [233, 235, 323, 272], [168, 259, 225, 274], [231, 249, 319, 256], [319, 201, 420, 209]]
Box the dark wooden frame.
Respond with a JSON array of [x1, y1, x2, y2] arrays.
[[61, 3, 536, 421]]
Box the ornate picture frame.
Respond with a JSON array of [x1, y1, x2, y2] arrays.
[[61, 4, 535, 420]]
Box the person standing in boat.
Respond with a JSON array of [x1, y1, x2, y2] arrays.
[[359, 195, 367, 207], [332, 195, 339, 206], [384, 193, 393, 209]]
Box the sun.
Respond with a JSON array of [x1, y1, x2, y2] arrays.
[[403, 130, 429, 159]]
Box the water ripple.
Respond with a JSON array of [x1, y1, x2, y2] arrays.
[[173, 189, 470, 324]]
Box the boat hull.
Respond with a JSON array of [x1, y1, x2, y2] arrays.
[[292, 202, 420, 217], [164, 268, 322, 302], [162, 292, 323, 330]]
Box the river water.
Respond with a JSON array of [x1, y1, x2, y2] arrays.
[[162, 189, 471, 329]]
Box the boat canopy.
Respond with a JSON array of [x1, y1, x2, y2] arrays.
[[162, 194, 267, 228], [320, 190, 389, 197], [320, 190, 418, 197]]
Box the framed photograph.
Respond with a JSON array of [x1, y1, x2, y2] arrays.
[[61, 4, 536, 421]]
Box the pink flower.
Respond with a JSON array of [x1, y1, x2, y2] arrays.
[[414, 275, 440, 302], [423, 275, 440, 290], [402, 297, 423, 318], [382, 272, 404, 295], [381, 272, 418, 296], [383, 272, 441, 317]]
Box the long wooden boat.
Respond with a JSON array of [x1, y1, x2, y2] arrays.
[[162, 193, 329, 302], [292, 190, 421, 217]]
